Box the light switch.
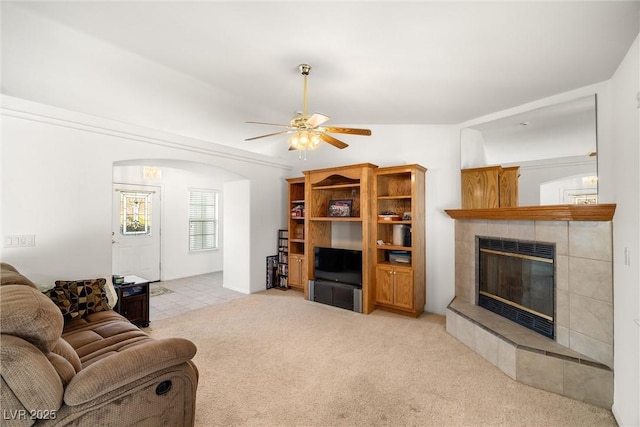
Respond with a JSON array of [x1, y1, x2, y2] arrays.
[[624, 247, 631, 266]]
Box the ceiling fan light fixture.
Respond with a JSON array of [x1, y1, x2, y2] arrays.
[[288, 130, 321, 150], [245, 64, 371, 156]]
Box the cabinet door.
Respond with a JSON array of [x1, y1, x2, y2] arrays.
[[121, 295, 145, 323], [393, 268, 414, 310], [461, 167, 500, 209], [289, 254, 305, 288], [499, 167, 519, 207], [375, 266, 394, 305]]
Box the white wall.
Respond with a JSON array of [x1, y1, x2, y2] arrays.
[[459, 128, 487, 168], [286, 124, 460, 315], [113, 162, 245, 280], [223, 180, 251, 294], [608, 35, 639, 427], [1, 96, 290, 294], [157, 166, 225, 280]]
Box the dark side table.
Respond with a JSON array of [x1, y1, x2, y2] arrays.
[[114, 275, 150, 327]]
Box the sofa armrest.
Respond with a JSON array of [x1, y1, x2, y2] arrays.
[[64, 337, 196, 405]]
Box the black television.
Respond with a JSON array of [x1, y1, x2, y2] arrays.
[[314, 246, 363, 286]]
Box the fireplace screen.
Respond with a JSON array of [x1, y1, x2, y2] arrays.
[[478, 238, 555, 338]]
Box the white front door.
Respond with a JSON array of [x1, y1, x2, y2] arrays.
[[112, 184, 161, 281]]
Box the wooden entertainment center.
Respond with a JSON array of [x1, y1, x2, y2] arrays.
[[286, 163, 426, 317]]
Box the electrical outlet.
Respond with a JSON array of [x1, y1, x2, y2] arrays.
[[3, 235, 36, 247]]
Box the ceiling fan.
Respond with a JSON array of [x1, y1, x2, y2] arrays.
[[245, 64, 372, 153]]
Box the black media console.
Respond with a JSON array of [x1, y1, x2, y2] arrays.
[[308, 280, 362, 313]]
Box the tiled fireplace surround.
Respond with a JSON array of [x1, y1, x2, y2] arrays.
[[445, 207, 614, 408]]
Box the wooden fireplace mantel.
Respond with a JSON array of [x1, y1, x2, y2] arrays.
[[444, 204, 616, 221]]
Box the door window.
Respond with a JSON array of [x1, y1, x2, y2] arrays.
[[120, 192, 152, 235]]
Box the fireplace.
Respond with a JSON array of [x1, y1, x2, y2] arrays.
[[445, 210, 615, 408], [477, 237, 555, 338]]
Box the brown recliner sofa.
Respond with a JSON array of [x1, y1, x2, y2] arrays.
[[0, 263, 198, 426]]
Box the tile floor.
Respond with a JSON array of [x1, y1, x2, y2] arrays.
[[149, 272, 245, 321]]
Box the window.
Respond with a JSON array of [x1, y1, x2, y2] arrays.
[[189, 190, 218, 251], [119, 192, 152, 235]]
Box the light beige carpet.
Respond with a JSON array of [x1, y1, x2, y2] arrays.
[[147, 289, 616, 427]]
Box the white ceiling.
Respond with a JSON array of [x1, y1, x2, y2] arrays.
[[4, 1, 639, 140]]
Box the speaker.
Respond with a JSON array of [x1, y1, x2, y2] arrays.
[[308, 280, 315, 301], [309, 279, 362, 313], [353, 288, 363, 313]]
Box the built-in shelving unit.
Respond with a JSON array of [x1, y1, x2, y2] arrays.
[[286, 177, 306, 290], [373, 164, 426, 317], [304, 163, 376, 312], [288, 162, 426, 318]]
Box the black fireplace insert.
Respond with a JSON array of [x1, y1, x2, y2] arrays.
[[477, 237, 555, 338]]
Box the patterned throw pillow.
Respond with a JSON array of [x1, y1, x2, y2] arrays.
[[46, 278, 111, 321], [45, 284, 79, 321]]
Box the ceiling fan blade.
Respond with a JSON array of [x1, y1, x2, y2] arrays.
[[323, 127, 372, 136], [245, 130, 290, 141], [246, 121, 291, 128], [320, 133, 349, 149], [305, 113, 330, 128]]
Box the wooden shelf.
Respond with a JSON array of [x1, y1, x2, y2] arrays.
[[444, 204, 616, 221], [312, 183, 361, 190], [377, 220, 412, 225], [376, 245, 413, 251], [377, 261, 413, 267], [308, 216, 363, 222], [377, 195, 411, 200]]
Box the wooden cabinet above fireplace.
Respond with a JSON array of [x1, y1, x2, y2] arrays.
[[461, 165, 519, 209]]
